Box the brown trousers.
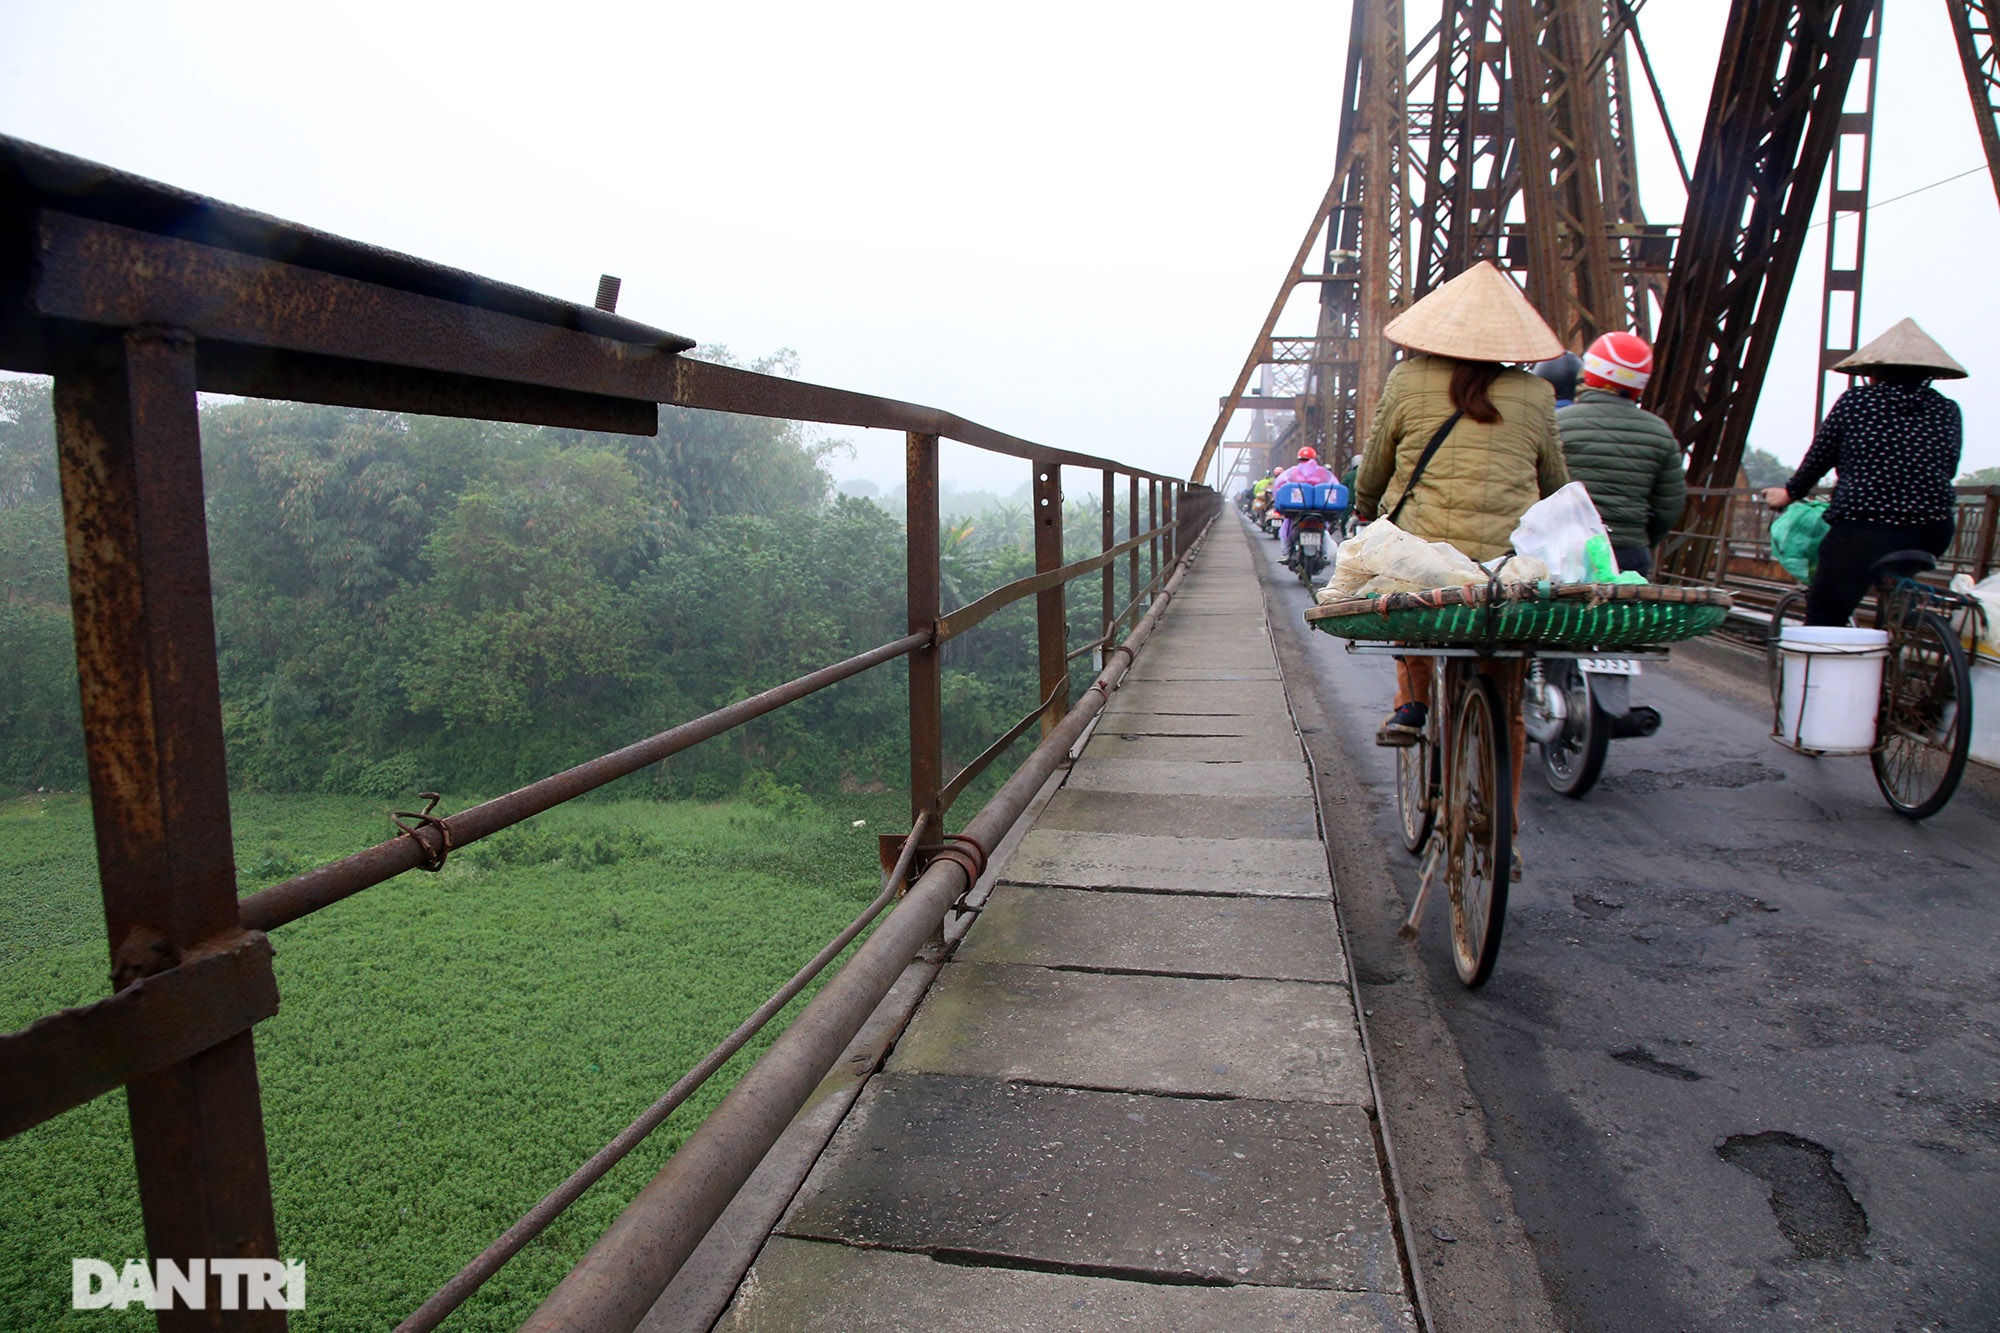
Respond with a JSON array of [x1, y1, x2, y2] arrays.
[[1395, 656, 1528, 823]]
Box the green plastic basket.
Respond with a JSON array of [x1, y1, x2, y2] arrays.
[[1303, 581, 1734, 649]]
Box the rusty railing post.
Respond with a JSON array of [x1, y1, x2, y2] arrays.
[[1973, 486, 1999, 580], [1166, 483, 1181, 563], [1127, 473, 1140, 609], [1034, 460, 1067, 736], [54, 327, 285, 1331], [1100, 469, 1115, 655], [1149, 479, 1161, 590], [907, 433, 943, 832]]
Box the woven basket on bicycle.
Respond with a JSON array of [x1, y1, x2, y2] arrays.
[[1303, 580, 1734, 649]]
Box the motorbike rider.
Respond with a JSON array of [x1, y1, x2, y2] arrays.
[[1273, 446, 1334, 565], [1533, 350, 1584, 409], [1552, 332, 1686, 577], [1250, 467, 1278, 517]]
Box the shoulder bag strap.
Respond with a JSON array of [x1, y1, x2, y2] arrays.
[[1385, 410, 1462, 526]]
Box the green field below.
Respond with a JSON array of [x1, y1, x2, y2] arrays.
[[1, 787, 900, 1330]]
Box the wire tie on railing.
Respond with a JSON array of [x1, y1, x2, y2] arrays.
[[390, 792, 454, 872]]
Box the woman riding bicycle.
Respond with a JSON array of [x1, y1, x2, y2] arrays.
[[1762, 319, 1965, 627], [1352, 261, 1570, 778]]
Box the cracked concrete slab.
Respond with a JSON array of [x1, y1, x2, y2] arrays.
[[1033, 789, 1319, 840], [955, 885, 1347, 982], [1103, 682, 1293, 718], [715, 1238, 1417, 1332], [1079, 730, 1284, 762], [780, 1074, 1403, 1295], [1063, 758, 1313, 799], [886, 963, 1369, 1105], [1001, 828, 1331, 895]]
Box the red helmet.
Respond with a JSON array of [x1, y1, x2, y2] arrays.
[[1296, 446, 1318, 461], [1582, 332, 1653, 393]]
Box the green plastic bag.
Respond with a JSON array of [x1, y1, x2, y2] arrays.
[[1770, 500, 1830, 583]]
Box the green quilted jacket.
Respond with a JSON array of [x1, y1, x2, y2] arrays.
[[1554, 389, 1688, 549]]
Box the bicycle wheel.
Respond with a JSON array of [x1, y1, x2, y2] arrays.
[[1871, 609, 1973, 819], [1766, 589, 1807, 722], [1539, 659, 1609, 798], [1396, 727, 1437, 853], [1448, 673, 1512, 988]]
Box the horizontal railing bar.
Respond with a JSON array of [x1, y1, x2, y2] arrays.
[[672, 359, 1183, 482], [238, 631, 930, 933], [0, 931, 277, 1138], [521, 515, 1216, 1333], [393, 816, 931, 1333], [937, 525, 1167, 644], [938, 678, 1067, 814]]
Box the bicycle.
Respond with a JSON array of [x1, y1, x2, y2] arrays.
[[1764, 550, 1980, 819], [1373, 647, 1511, 988]]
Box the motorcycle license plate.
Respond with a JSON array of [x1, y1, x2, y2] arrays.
[[1299, 532, 1322, 554], [1577, 657, 1640, 675]]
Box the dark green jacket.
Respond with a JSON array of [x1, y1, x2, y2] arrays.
[[1554, 389, 1687, 549]]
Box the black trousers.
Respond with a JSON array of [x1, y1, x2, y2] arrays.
[[1805, 518, 1954, 627]]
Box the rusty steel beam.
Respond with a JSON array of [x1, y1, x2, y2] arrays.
[[906, 433, 943, 835], [0, 931, 277, 1139], [53, 326, 285, 1330], [1649, 0, 1877, 581], [1949, 0, 2000, 213], [1033, 461, 1068, 736], [1814, 8, 1883, 427]]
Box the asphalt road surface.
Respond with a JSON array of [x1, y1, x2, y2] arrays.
[[1244, 520, 2000, 1333]]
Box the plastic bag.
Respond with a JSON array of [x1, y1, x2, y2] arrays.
[[1769, 500, 1829, 584], [1509, 482, 1608, 583], [1317, 518, 1487, 601], [1949, 573, 2000, 659]]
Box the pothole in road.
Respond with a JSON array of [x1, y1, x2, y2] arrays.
[[1610, 1047, 1703, 1081], [1717, 1131, 1868, 1260]]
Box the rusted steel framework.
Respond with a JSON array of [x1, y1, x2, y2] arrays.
[[1951, 0, 2000, 211], [1190, 0, 1679, 483], [1813, 8, 1883, 427], [0, 134, 1216, 1330], [1647, 0, 1878, 582]]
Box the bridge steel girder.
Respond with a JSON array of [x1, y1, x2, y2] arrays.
[[1949, 0, 2000, 212], [1647, 0, 1878, 583]]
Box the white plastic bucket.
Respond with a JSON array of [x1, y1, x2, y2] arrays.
[[1777, 626, 1888, 754]]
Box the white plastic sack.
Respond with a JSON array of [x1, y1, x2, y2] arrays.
[[1949, 573, 2000, 659], [1317, 519, 1486, 601], [1509, 482, 1608, 583]]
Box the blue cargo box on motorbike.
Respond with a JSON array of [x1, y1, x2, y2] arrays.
[[1274, 480, 1349, 512]]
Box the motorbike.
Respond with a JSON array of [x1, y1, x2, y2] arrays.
[[1283, 511, 1338, 588], [1523, 655, 1662, 797]]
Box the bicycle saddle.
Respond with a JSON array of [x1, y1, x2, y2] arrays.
[[1867, 549, 1936, 581]]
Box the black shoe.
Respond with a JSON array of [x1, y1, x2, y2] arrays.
[[1375, 702, 1428, 747]]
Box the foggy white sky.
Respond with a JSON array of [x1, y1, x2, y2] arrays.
[[1, 0, 1993, 491]]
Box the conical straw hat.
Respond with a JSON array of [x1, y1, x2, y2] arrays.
[[1832, 317, 1966, 378], [1382, 260, 1564, 362]]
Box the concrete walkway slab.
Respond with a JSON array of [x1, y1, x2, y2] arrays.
[[715, 1238, 1416, 1333], [885, 963, 1370, 1105], [1063, 757, 1313, 799], [1002, 828, 1331, 895], [781, 1074, 1403, 1295], [1084, 710, 1295, 739], [956, 885, 1347, 982], [1034, 789, 1319, 840], [1103, 682, 1293, 718], [1079, 730, 1281, 762]]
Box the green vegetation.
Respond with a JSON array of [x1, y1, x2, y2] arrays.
[[1, 789, 900, 1330], [1959, 464, 2000, 487], [0, 358, 1153, 1328]]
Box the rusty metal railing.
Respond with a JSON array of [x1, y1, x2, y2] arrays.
[[1659, 484, 2000, 611], [0, 132, 1219, 1329]]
